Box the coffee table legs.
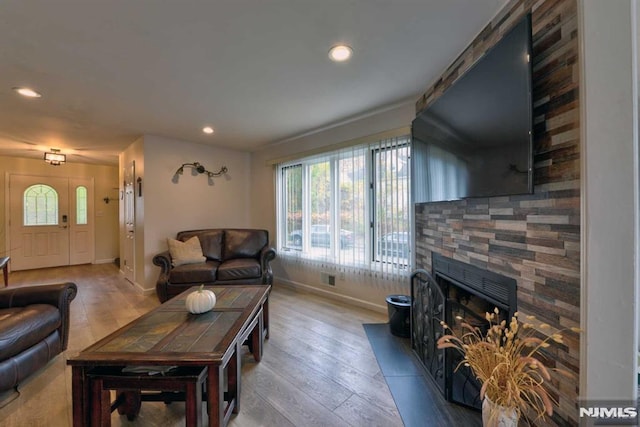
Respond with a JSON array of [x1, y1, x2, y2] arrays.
[[250, 309, 264, 362], [207, 364, 223, 426], [207, 342, 239, 427], [71, 366, 90, 426], [264, 297, 269, 339], [184, 382, 203, 426], [229, 342, 241, 414], [91, 378, 113, 425]]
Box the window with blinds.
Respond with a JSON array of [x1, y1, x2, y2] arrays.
[[276, 135, 411, 275]]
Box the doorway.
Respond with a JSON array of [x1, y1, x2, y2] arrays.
[[121, 161, 135, 284], [8, 174, 95, 270]]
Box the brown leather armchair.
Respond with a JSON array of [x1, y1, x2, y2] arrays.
[[0, 282, 77, 403]]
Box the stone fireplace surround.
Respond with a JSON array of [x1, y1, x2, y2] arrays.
[[413, 0, 580, 425]]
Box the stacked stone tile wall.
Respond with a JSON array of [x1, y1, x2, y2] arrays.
[[414, 0, 579, 425]]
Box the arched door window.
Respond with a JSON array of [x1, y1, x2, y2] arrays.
[[23, 184, 58, 225], [76, 186, 87, 225]]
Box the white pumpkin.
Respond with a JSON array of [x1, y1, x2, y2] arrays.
[[185, 285, 216, 314]]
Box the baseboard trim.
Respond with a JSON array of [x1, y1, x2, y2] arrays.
[[116, 270, 155, 296], [94, 258, 116, 264], [140, 286, 156, 296], [275, 278, 387, 314]]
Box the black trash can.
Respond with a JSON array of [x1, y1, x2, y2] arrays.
[[386, 294, 411, 337]]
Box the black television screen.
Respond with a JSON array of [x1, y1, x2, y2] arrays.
[[412, 14, 533, 203]]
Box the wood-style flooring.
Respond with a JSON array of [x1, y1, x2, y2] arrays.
[[0, 263, 404, 427]]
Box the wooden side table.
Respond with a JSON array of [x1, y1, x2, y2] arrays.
[[0, 257, 9, 287]]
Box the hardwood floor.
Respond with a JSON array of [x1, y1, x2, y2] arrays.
[[0, 264, 403, 427]]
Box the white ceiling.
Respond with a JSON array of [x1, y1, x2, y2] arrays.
[[0, 0, 507, 165]]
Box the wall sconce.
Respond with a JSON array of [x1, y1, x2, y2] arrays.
[[174, 162, 228, 180], [44, 148, 66, 166]]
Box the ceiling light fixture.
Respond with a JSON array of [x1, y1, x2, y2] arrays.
[[202, 126, 214, 134], [328, 44, 353, 62], [44, 148, 66, 166], [13, 87, 42, 98]]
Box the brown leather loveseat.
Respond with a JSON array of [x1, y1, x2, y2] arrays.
[[0, 282, 77, 402], [153, 229, 276, 302]]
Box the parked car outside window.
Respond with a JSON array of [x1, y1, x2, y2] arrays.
[[289, 225, 354, 249], [378, 232, 409, 258]]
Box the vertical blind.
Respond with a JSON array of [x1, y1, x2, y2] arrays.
[[276, 134, 411, 280]]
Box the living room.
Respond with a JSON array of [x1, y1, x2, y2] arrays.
[[0, 0, 638, 426]]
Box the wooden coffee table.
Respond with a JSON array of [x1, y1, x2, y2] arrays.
[[67, 284, 270, 427]]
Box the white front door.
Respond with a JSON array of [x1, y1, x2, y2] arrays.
[[8, 174, 95, 270]]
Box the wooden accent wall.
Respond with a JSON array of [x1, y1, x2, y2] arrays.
[[414, 0, 579, 425]]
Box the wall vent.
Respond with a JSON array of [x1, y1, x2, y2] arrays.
[[320, 272, 336, 286]]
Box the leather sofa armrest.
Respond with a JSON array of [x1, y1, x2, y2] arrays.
[[260, 246, 277, 285], [0, 282, 77, 309], [153, 251, 173, 303], [153, 250, 172, 273], [0, 282, 78, 350]]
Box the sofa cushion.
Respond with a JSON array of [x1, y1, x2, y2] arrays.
[[217, 259, 261, 281], [169, 260, 220, 284], [168, 236, 206, 267], [197, 230, 224, 261], [224, 229, 267, 260], [0, 304, 60, 360], [178, 230, 224, 261]]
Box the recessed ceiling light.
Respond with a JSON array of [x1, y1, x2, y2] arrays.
[[328, 44, 353, 62], [202, 126, 214, 134], [13, 87, 42, 98]]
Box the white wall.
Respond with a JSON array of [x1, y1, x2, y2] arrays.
[[580, 0, 639, 400], [0, 155, 119, 263], [250, 101, 416, 311], [141, 134, 251, 291]]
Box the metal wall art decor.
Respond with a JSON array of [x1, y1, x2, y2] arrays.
[[173, 162, 228, 181]]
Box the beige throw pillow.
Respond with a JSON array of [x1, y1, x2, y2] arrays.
[[167, 236, 206, 267]]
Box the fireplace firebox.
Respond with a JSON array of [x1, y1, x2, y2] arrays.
[[411, 254, 517, 410]]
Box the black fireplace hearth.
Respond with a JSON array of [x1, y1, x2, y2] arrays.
[[411, 254, 517, 410]]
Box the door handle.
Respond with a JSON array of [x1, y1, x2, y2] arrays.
[[60, 225, 68, 229]]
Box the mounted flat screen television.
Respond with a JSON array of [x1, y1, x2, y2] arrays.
[[412, 14, 533, 203]]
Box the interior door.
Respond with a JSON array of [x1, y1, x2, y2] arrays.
[[9, 175, 70, 270], [122, 161, 135, 283]]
